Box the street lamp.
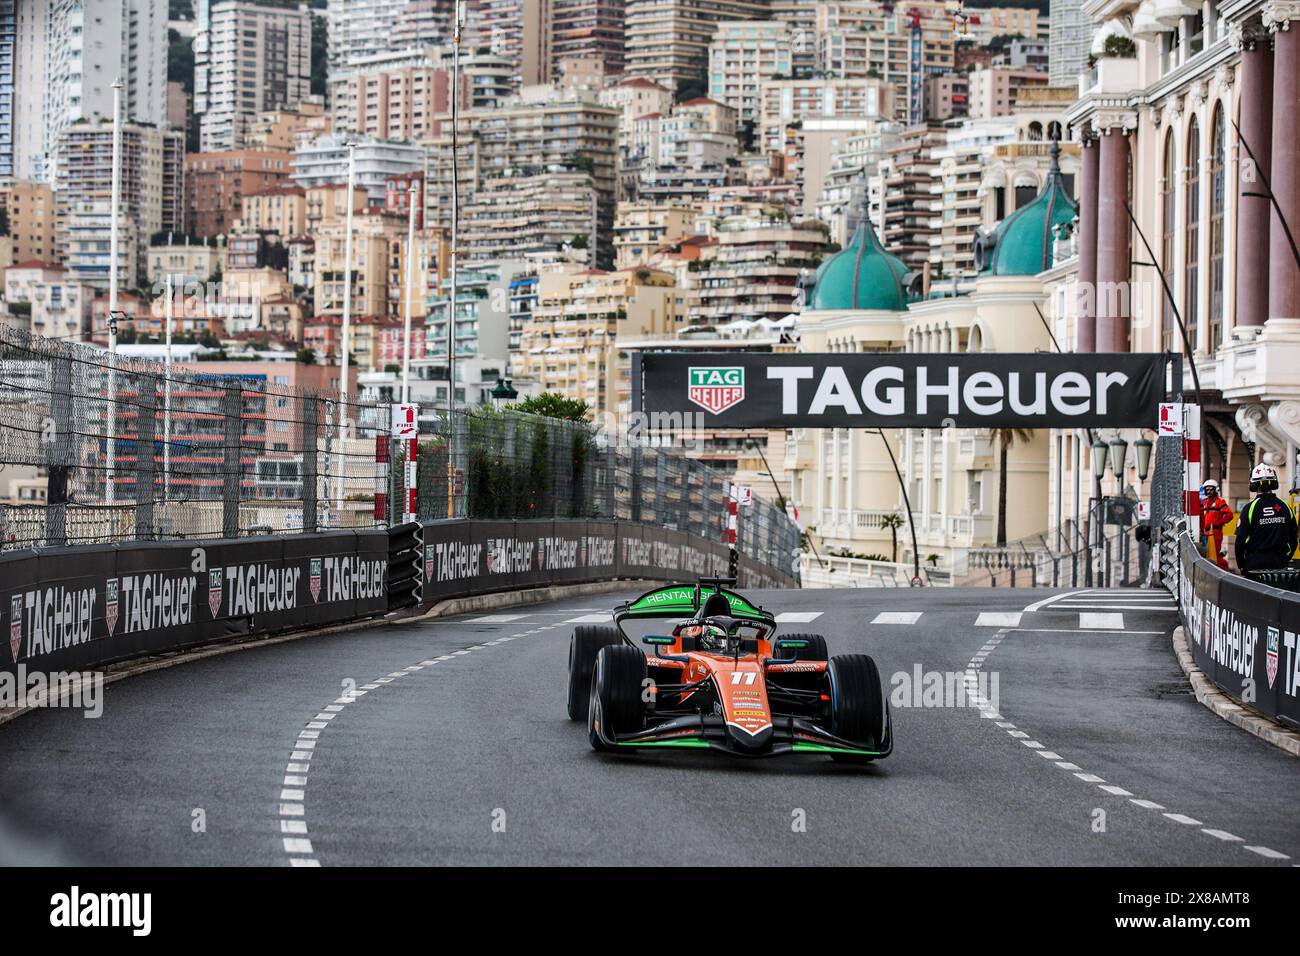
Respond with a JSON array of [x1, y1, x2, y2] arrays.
[[1108, 435, 1129, 480], [1090, 439, 1109, 479], [1134, 436, 1153, 482], [490, 377, 517, 405]]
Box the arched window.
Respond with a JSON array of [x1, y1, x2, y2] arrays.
[[1028, 121, 1043, 141], [1185, 116, 1201, 347], [1161, 129, 1177, 353], [1209, 104, 1226, 351]]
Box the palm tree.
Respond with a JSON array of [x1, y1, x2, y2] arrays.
[[995, 428, 1034, 546], [880, 512, 905, 564]]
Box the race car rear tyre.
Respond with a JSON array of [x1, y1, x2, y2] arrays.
[[567, 625, 622, 721], [781, 632, 828, 662], [827, 654, 886, 757], [588, 644, 647, 751]]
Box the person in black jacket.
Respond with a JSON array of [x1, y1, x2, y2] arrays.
[[1235, 463, 1298, 572]]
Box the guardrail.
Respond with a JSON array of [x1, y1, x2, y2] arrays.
[[798, 554, 951, 588], [0, 518, 797, 678], [1170, 529, 1300, 729]]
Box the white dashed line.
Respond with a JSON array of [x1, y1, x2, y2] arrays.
[[1099, 785, 1133, 796], [1130, 799, 1165, 810], [774, 612, 824, 623], [1074, 773, 1106, 784], [1163, 813, 1203, 825], [467, 614, 528, 622], [1201, 829, 1243, 842], [565, 614, 612, 623], [1078, 612, 1125, 630], [1244, 846, 1290, 859], [871, 611, 922, 625], [975, 612, 1022, 627]]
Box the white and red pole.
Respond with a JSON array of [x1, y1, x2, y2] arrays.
[[1182, 403, 1202, 540], [374, 432, 390, 525]]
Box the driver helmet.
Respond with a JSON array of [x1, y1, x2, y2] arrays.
[[696, 620, 731, 651], [1250, 462, 1279, 493]]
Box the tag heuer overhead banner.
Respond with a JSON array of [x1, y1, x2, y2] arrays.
[[642, 353, 1165, 429]]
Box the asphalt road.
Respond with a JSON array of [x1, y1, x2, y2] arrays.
[[0, 586, 1296, 866]]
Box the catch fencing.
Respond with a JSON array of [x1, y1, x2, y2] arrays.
[[0, 327, 800, 580]]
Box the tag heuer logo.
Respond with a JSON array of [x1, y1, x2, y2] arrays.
[[688, 367, 745, 414], [9, 595, 21, 663], [1267, 626, 1280, 689], [105, 578, 120, 636], [208, 569, 223, 618], [425, 544, 435, 582], [310, 558, 323, 603]]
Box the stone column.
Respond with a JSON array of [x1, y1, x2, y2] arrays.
[[1076, 137, 1100, 352], [1267, 2, 1300, 321], [1095, 118, 1135, 352], [1234, 26, 1273, 328]]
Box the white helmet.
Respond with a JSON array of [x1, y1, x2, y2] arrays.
[[1250, 462, 1279, 493], [1201, 478, 1219, 494]]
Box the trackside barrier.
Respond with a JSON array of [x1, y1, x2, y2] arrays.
[[1173, 531, 1300, 729], [1, 520, 797, 679]]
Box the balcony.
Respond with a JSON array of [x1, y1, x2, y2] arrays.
[[1218, 319, 1300, 404]]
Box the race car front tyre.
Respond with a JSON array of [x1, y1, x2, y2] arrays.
[[588, 644, 647, 751], [827, 654, 886, 760], [781, 632, 828, 662], [567, 625, 622, 721]]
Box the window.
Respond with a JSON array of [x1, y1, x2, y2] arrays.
[[1161, 130, 1177, 353], [1209, 104, 1226, 351], [1185, 116, 1201, 348]]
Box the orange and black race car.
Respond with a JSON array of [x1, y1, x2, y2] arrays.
[[566, 578, 892, 761]]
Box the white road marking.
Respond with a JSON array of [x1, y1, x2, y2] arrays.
[[305, 721, 327, 729], [565, 614, 612, 623], [283, 775, 307, 786], [1021, 740, 1044, 749], [280, 820, 308, 834], [775, 611, 824, 623], [1022, 589, 1091, 612], [279, 803, 304, 817], [1052, 604, 1175, 612], [1074, 773, 1106, 783], [976, 612, 1021, 627], [1098, 785, 1133, 796], [289, 858, 321, 868], [871, 611, 922, 625], [1007, 730, 1029, 738], [1130, 799, 1165, 810], [1036, 751, 1062, 760], [1008, 628, 1166, 635], [283, 838, 314, 854], [1164, 813, 1203, 825], [468, 614, 528, 622], [286, 762, 309, 773], [1078, 612, 1125, 630], [1244, 846, 1290, 859], [1055, 762, 1082, 771], [280, 789, 305, 801], [1201, 828, 1243, 842]]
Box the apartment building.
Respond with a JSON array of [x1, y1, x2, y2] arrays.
[[459, 172, 600, 267], [194, 1, 312, 151], [54, 122, 184, 289], [480, 0, 551, 89], [14, 0, 168, 182], [0, 183, 56, 267], [967, 67, 1051, 120], [326, 0, 409, 71], [551, 0, 625, 77], [624, 0, 771, 91], [872, 124, 946, 272], [613, 202, 700, 268], [185, 149, 295, 238], [147, 241, 222, 288], [517, 267, 684, 417], [708, 21, 795, 127], [292, 136, 426, 204], [314, 209, 408, 320], [330, 48, 514, 141], [689, 210, 830, 325], [758, 77, 893, 153], [241, 186, 308, 237], [815, 124, 904, 245], [599, 77, 674, 161], [658, 98, 740, 169]]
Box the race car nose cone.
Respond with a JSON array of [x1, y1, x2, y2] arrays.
[[726, 722, 773, 752]]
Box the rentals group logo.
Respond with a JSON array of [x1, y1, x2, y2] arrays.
[[687, 367, 745, 415]]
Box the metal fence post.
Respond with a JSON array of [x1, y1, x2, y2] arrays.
[[222, 385, 242, 538], [45, 355, 75, 548], [302, 396, 318, 533], [136, 374, 157, 540]]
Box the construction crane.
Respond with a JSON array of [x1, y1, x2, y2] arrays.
[[884, 2, 979, 126]]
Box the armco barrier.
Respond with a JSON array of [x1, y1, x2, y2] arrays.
[[1174, 533, 1300, 729], [1, 520, 797, 678]]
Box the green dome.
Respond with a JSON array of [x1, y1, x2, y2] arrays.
[[976, 139, 1078, 277], [811, 217, 910, 311]]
